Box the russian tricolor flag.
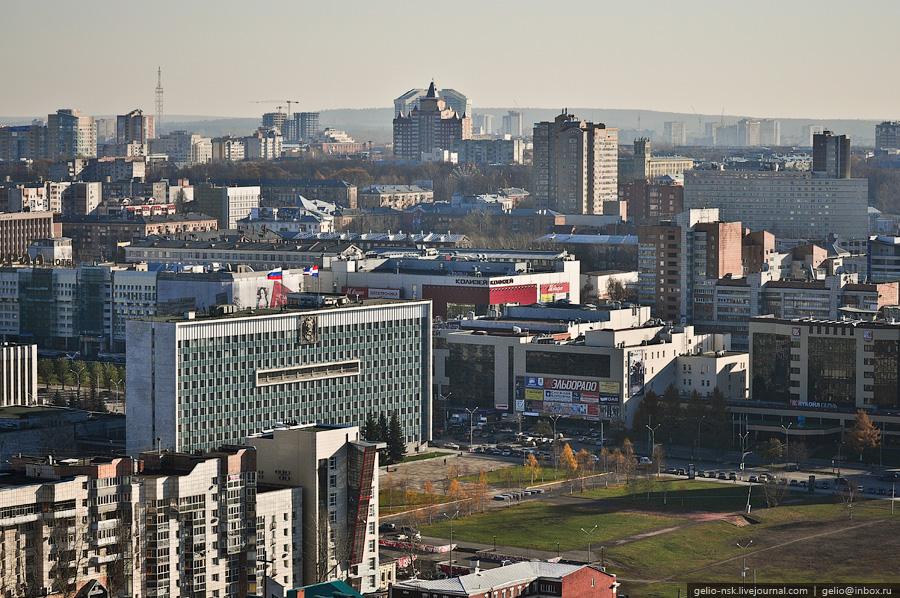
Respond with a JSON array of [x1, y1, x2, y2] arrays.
[[267, 268, 283, 280]]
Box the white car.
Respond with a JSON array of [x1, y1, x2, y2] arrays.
[[445, 442, 460, 450]]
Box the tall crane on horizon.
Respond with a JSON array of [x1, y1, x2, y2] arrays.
[[251, 99, 301, 119]]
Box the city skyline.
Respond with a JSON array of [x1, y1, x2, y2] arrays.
[[2, 1, 900, 121]]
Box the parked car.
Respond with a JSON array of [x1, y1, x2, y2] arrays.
[[790, 479, 799, 487], [718, 472, 728, 480], [878, 487, 887, 495], [445, 442, 460, 450], [379, 523, 396, 532], [748, 476, 758, 483], [427, 440, 440, 447], [637, 457, 652, 465], [667, 467, 678, 474], [729, 472, 738, 480], [677, 468, 687, 476]]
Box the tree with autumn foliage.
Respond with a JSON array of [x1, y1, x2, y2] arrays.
[[525, 452, 541, 485], [559, 443, 578, 493], [845, 410, 882, 460]]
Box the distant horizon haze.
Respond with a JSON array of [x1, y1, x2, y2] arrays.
[[2, 1, 899, 122]]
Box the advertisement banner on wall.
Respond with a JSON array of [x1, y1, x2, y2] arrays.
[[628, 350, 646, 397], [598, 381, 621, 394], [515, 400, 525, 412], [545, 402, 588, 416], [539, 282, 570, 303], [525, 388, 544, 402], [342, 287, 401, 300]]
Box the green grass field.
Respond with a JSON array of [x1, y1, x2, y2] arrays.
[[419, 477, 900, 597], [422, 501, 685, 552]]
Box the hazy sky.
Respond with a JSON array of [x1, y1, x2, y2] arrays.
[[3, 0, 899, 120]]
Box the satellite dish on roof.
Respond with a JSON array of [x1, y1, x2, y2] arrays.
[[761, 262, 769, 272]]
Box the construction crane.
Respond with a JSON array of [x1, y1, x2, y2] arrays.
[[691, 106, 702, 135], [251, 100, 301, 118]]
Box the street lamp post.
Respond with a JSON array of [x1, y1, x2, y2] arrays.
[[465, 407, 479, 450], [550, 414, 563, 470], [443, 510, 460, 574], [737, 540, 753, 585], [439, 392, 451, 433], [580, 525, 597, 565], [696, 416, 706, 461], [781, 423, 793, 465], [646, 421, 661, 476], [836, 440, 844, 480], [257, 550, 287, 598]]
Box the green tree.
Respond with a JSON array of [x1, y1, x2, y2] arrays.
[[632, 389, 660, 442], [760, 438, 785, 463], [387, 411, 407, 465], [55, 358, 71, 390], [38, 359, 55, 388], [845, 410, 882, 459], [70, 361, 87, 397], [362, 413, 378, 441], [377, 413, 389, 442], [532, 418, 553, 437]]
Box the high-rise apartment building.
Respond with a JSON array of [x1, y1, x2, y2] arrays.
[[475, 113, 494, 136], [300, 112, 321, 141], [502, 111, 523, 137], [248, 424, 381, 594], [802, 125, 824, 148], [393, 82, 472, 161], [194, 184, 261, 228], [262, 111, 287, 133], [813, 130, 851, 179], [0, 448, 298, 598], [47, 109, 96, 160], [663, 121, 687, 146], [149, 130, 212, 165], [638, 209, 743, 324], [394, 87, 471, 121], [532, 111, 618, 215], [0, 123, 47, 161], [759, 119, 781, 146], [876, 121, 900, 150], [116, 109, 154, 144], [125, 295, 432, 455], [684, 171, 867, 239]]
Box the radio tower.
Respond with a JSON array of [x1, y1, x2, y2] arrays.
[[155, 67, 164, 135]]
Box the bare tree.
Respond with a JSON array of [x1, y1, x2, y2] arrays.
[[761, 477, 789, 508], [841, 484, 857, 521]]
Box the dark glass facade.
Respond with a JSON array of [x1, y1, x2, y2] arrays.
[[751, 333, 792, 403], [448, 344, 495, 408], [874, 339, 900, 410], [807, 337, 857, 406], [525, 350, 611, 378]]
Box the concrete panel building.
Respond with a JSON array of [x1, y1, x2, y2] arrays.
[[248, 424, 381, 594], [533, 112, 618, 215], [0, 212, 62, 256], [125, 295, 432, 455], [683, 171, 868, 239]]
